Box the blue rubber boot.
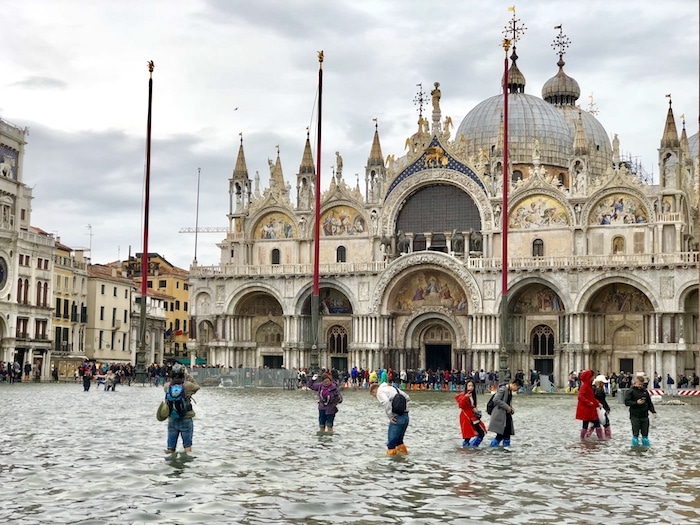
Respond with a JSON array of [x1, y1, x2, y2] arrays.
[[641, 437, 650, 447], [502, 439, 511, 447], [489, 438, 500, 447], [631, 436, 639, 447], [462, 439, 469, 447], [469, 437, 483, 447]]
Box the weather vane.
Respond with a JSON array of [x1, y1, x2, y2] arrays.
[[551, 24, 570, 59], [414, 83, 426, 120], [502, 6, 526, 52]]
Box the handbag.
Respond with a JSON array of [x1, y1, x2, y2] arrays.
[[596, 406, 606, 425], [157, 401, 170, 421]]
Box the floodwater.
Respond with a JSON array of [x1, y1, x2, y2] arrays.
[[1, 382, 699, 525]]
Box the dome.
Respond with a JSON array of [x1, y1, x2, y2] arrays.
[[542, 58, 581, 104], [558, 106, 612, 175], [456, 92, 574, 167], [689, 132, 698, 160]]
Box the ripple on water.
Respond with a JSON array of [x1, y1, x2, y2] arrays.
[[1, 384, 699, 524]]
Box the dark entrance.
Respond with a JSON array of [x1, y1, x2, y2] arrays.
[[619, 358, 634, 374], [534, 358, 554, 375], [263, 355, 283, 369], [331, 357, 348, 371], [425, 344, 451, 371]]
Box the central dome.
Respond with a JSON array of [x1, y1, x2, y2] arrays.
[[456, 92, 574, 167]]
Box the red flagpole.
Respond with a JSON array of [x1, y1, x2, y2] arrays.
[[137, 60, 154, 383], [310, 51, 323, 370]]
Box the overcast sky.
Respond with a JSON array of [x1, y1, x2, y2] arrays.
[[1, 0, 697, 269]]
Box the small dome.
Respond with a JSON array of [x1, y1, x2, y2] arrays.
[[542, 58, 581, 105], [689, 132, 698, 160], [558, 106, 612, 175]]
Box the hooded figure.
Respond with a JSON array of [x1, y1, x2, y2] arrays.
[[575, 370, 604, 439]]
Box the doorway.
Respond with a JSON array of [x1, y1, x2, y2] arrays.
[[263, 355, 283, 369], [534, 358, 554, 376], [619, 358, 633, 374], [425, 344, 451, 371], [331, 357, 348, 371]]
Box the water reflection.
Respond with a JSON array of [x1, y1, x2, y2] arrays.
[[1, 383, 698, 524]]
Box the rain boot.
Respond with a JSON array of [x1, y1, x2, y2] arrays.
[[580, 428, 588, 440], [641, 437, 650, 447], [489, 438, 500, 447], [502, 439, 511, 447], [585, 427, 595, 438], [469, 436, 483, 447], [604, 427, 612, 440], [595, 427, 605, 441], [386, 448, 397, 456], [631, 436, 639, 447], [462, 439, 470, 447], [396, 444, 409, 454]]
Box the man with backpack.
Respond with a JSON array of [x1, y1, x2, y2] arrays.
[[164, 363, 200, 454], [369, 382, 410, 455]]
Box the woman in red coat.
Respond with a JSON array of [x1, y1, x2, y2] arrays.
[[456, 380, 487, 447], [576, 369, 604, 440]]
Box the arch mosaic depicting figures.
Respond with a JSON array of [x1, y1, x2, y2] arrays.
[[509, 283, 566, 314], [320, 205, 367, 236], [380, 169, 493, 236], [508, 194, 570, 229], [372, 252, 482, 314], [253, 211, 297, 239], [387, 268, 469, 313], [576, 276, 658, 314], [586, 191, 650, 226]]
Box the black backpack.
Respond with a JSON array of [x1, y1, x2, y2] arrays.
[[486, 393, 496, 415], [391, 387, 407, 415]]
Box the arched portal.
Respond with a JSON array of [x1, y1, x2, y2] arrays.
[[412, 318, 455, 371]]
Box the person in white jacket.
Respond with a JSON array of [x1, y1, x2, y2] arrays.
[[370, 382, 410, 455]]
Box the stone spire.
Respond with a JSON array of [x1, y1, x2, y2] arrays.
[[366, 119, 387, 204], [660, 96, 680, 149], [296, 130, 315, 210], [229, 133, 251, 214], [573, 110, 589, 156]]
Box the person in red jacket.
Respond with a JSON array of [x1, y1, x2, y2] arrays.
[[456, 380, 487, 447], [576, 369, 604, 440]]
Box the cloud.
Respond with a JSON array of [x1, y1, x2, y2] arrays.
[[9, 76, 67, 90]]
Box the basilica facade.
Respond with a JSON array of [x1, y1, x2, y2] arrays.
[[188, 29, 699, 386]]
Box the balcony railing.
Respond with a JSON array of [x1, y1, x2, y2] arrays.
[[190, 252, 698, 278]]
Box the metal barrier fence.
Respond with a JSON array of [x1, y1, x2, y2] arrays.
[[190, 368, 298, 388]]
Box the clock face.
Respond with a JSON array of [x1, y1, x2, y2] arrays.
[[0, 257, 7, 289]]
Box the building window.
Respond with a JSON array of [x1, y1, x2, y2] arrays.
[[101, 284, 105, 295], [328, 325, 348, 353], [271, 248, 280, 265], [100, 306, 104, 321], [113, 286, 117, 297], [175, 300, 180, 310], [532, 239, 544, 257], [512, 170, 523, 183], [336, 246, 346, 263], [147, 280, 153, 288], [124, 289, 128, 299], [99, 330, 104, 349], [184, 283, 189, 291], [184, 302, 188, 312], [159, 280, 166, 288]]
